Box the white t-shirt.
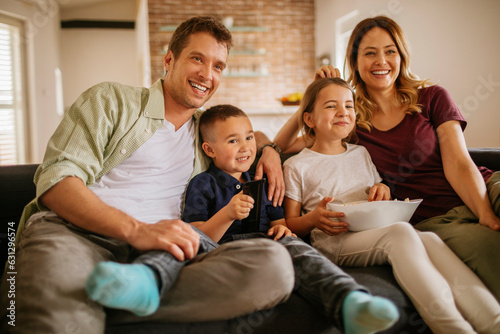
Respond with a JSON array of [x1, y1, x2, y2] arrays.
[[283, 144, 382, 216], [90, 118, 195, 223]]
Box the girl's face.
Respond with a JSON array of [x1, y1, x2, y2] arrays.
[[356, 27, 401, 93], [304, 84, 355, 142]]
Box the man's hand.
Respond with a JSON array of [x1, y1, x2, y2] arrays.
[[128, 220, 201, 261], [368, 183, 391, 201], [255, 146, 285, 207], [314, 65, 341, 81]]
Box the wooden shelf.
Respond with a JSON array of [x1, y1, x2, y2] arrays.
[[223, 72, 270, 78], [159, 49, 267, 56], [159, 25, 268, 32], [231, 49, 267, 56], [159, 25, 270, 78]]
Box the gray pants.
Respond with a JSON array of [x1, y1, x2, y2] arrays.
[[139, 232, 365, 327], [415, 171, 500, 301], [0, 213, 295, 334]]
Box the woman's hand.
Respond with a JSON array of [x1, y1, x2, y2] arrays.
[[479, 212, 500, 231], [267, 224, 296, 240], [368, 183, 391, 201], [438, 121, 500, 231], [309, 197, 349, 235], [314, 65, 341, 81]]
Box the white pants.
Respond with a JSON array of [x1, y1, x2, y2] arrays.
[[312, 222, 500, 334]]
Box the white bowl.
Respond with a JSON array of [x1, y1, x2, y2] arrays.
[[328, 199, 423, 232]]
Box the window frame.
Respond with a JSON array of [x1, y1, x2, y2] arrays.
[[0, 13, 30, 165]]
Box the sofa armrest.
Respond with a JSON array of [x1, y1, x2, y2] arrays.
[[0, 164, 38, 225], [468, 148, 500, 171], [0, 164, 39, 275]]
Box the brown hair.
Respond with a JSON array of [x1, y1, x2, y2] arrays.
[[169, 16, 233, 59], [299, 77, 356, 143], [199, 104, 248, 142], [345, 16, 431, 131]]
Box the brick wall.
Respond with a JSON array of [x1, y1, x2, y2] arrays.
[[148, 0, 316, 109]]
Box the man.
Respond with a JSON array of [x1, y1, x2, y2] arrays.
[[0, 16, 292, 334]]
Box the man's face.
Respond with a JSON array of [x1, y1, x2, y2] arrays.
[[164, 32, 228, 110]]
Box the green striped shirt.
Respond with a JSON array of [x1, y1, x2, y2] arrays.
[[17, 79, 209, 244]]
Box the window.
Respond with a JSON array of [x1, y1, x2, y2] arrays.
[[0, 15, 28, 165], [334, 10, 359, 76]]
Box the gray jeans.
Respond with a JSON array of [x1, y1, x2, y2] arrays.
[[0, 213, 295, 334], [138, 231, 365, 328]]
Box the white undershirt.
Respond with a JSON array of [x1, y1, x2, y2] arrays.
[[90, 118, 195, 223]]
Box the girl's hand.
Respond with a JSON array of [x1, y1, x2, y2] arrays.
[[368, 183, 391, 201], [314, 65, 341, 81], [226, 192, 254, 221], [267, 225, 296, 240], [310, 197, 349, 235]]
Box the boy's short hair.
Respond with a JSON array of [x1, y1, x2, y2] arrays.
[[199, 104, 248, 143]]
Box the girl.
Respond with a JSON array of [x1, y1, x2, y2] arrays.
[[283, 77, 500, 334]]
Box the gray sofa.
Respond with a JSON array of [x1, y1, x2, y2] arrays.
[[1, 148, 499, 333]]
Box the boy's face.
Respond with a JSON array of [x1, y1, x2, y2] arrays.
[[202, 116, 256, 180]]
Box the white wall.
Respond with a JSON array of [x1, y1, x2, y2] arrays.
[[1, 0, 145, 162], [0, 0, 63, 163], [316, 0, 500, 148], [60, 0, 140, 108], [1, 0, 498, 164]]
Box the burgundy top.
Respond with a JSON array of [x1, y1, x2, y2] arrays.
[[356, 85, 493, 224]]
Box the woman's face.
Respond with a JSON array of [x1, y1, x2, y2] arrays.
[[356, 27, 401, 93]]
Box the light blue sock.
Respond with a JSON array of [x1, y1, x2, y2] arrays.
[[86, 262, 160, 316], [342, 291, 399, 334]]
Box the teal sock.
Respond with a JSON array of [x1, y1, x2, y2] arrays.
[[342, 291, 399, 334], [85, 262, 160, 316]]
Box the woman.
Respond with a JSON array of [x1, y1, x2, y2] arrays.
[[274, 15, 500, 300]]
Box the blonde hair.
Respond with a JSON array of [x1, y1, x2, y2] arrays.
[[299, 77, 357, 144], [345, 16, 431, 131]]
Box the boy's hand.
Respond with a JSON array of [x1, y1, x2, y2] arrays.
[[226, 192, 254, 221], [368, 183, 391, 201], [310, 197, 348, 235], [267, 225, 296, 240]]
